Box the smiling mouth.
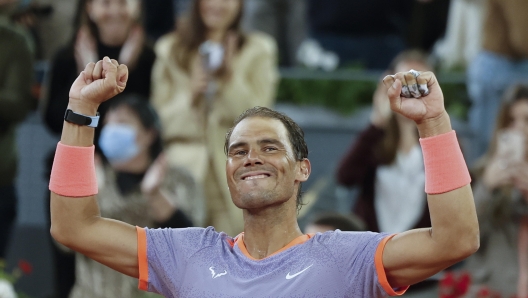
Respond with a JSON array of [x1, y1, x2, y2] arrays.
[[242, 174, 270, 180]]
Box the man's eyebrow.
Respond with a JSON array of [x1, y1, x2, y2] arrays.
[[228, 139, 285, 152], [228, 141, 248, 152], [257, 138, 285, 147]]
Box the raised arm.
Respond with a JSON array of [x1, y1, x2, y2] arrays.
[[49, 57, 139, 278], [380, 71, 479, 287]]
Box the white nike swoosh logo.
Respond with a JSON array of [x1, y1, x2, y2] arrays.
[[286, 264, 313, 279]]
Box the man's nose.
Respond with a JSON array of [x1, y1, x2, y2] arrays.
[[244, 149, 263, 166]]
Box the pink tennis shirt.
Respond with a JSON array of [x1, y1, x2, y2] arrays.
[[136, 226, 409, 297]]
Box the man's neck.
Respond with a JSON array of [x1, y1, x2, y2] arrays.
[[241, 203, 303, 260]]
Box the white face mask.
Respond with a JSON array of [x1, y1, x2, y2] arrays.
[[99, 123, 139, 164]]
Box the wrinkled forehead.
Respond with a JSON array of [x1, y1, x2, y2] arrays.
[[228, 117, 292, 148]]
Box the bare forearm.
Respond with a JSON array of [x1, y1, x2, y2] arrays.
[[384, 113, 479, 287], [50, 102, 100, 238], [50, 101, 98, 224], [50, 107, 139, 277], [385, 186, 478, 287], [416, 111, 451, 138], [426, 185, 479, 257], [418, 112, 479, 250]]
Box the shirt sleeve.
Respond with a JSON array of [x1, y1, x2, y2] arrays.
[[136, 226, 221, 295], [319, 230, 409, 297]]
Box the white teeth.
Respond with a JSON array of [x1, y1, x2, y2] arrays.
[[244, 174, 268, 180]]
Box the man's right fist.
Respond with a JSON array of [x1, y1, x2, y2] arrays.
[[69, 57, 128, 111]]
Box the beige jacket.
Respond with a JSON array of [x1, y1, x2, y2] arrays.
[[151, 32, 278, 236]]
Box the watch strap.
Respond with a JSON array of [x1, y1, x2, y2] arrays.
[[64, 109, 100, 128]]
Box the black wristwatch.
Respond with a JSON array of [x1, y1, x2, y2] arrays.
[[64, 109, 100, 128]]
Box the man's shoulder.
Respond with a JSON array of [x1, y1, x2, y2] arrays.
[[145, 226, 232, 262], [147, 226, 229, 247], [311, 230, 388, 250]]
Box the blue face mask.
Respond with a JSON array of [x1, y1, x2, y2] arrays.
[[99, 123, 139, 163]]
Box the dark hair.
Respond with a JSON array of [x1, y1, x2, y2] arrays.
[[487, 84, 528, 159], [172, 0, 245, 74], [70, 0, 142, 46], [310, 212, 365, 232], [224, 107, 309, 210], [473, 84, 528, 227], [105, 94, 163, 161]]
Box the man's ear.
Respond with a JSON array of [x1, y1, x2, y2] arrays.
[[296, 158, 311, 182]]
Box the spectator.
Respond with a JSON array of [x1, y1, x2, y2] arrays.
[[336, 50, 437, 294], [467, 0, 528, 158], [433, 0, 485, 70], [304, 212, 365, 234], [151, 0, 278, 236], [69, 95, 202, 298], [0, 0, 35, 259], [336, 50, 432, 234], [242, 0, 306, 66], [464, 84, 528, 297], [43, 0, 156, 136]]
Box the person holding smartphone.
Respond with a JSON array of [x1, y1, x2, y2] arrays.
[[150, 0, 279, 237], [465, 84, 528, 296]]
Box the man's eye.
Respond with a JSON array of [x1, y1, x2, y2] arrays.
[[264, 147, 277, 152], [234, 150, 247, 156]]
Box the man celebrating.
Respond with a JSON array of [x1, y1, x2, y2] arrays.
[[50, 57, 479, 297]]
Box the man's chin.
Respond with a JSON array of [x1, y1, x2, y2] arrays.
[[232, 191, 274, 209]]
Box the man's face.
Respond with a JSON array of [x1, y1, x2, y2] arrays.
[[226, 117, 310, 210]]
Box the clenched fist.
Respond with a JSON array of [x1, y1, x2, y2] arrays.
[[69, 57, 128, 113], [382, 70, 445, 122], [382, 70, 450, 137]]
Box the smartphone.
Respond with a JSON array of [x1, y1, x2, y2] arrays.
[[497, 130, 525, 164]]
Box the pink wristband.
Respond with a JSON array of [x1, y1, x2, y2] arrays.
[[49, 142, 98, 197], [420, 130, 471, 194]]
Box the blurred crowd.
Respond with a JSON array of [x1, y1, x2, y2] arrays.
[[1, 0, 528, 297]]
